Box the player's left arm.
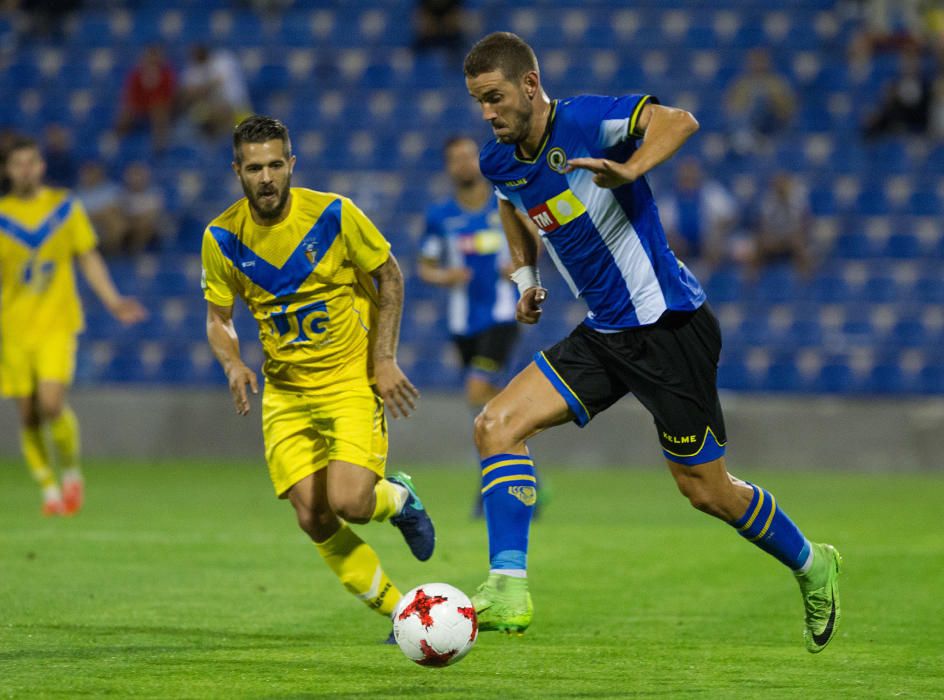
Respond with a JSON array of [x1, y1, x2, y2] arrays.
[[370, 253, 419, 419], [565, 103, 699, 189], [76, 250, 148, 324]]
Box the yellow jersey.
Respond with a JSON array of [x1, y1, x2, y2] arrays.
[[0, 187, 98, 345], [201, 187, 392, 392]]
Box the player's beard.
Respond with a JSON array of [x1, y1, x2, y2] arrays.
[[244, 176, 291, 222], [10, 178, 40, 198], [494, 96, 534, 144]]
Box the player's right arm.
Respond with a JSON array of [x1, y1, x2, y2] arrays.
[[499, 197, 546, 324], [206, 300, 258, 416], [202, 226, 257, 416]]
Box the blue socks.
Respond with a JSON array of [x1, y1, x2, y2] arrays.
[[480, 453, 537, 575], [729, 483, 812, 572]]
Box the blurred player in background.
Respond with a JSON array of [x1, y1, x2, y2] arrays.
[[202, 116, 434, 634], [462, 32, 842, 653], [0, 136, 147, 515], [418, 135, 519, 515]]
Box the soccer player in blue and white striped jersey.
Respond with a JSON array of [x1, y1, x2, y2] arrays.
[[462, 32, 841, 653], [418, 136, 521, 515]]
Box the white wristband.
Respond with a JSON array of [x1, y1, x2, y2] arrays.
[[510, 265, 541, 296]]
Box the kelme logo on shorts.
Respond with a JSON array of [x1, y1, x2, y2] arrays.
[[546, 147, 567, 173]]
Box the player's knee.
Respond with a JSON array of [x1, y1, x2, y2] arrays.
[[328, 491, 372, 524], [17, 403, 42, 428], [473, 403, 511, 450], [296, 507, 335, 540], [38, 397, 64, 422], [676, 479, 725, 517]]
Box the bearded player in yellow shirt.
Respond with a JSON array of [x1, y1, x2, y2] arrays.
[[0, 136, 146, 515], [202, 116, 435, 631]]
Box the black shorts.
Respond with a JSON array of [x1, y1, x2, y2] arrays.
[[453, 322, 519, 378], [534, 304, 726, 466]]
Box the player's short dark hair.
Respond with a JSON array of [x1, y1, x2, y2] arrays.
[[6, 135, 41, 157], [463, 32, 539, 81], [443, 134, 476, 157], [232, 115, 292, 164]]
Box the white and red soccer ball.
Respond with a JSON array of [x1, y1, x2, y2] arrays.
[[392, 583, 478, 667]]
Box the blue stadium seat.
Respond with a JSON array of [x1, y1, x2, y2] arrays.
[[918, 364, 944, 394], [702, 267, 744, 304], [717, 355, 754, 391], [869, 362, 908, 394], [766, 355, 804, 392], [816, 361, 856, 393], [884, 232, 921, 258], [915, 273, 944, 304]]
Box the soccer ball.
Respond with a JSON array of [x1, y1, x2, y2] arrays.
[[392, 583, 478, 667]]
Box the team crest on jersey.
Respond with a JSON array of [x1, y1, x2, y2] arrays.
[[546, 147, 567, 174], [304, 241, 317, 265]]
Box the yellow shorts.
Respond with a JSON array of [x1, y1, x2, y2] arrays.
[[262, 383, 388, 497], [0, 333, 77, 397]]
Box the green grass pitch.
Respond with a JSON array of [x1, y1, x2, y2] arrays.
[[1, 460, 942, 698]]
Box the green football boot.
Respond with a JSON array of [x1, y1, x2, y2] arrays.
[[471, 573, 533, 634], [796, 542, 842, 653]]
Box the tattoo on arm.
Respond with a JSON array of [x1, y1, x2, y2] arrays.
[[370, 254, 404, 362]]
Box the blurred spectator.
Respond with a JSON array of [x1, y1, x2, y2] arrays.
[[863, 45, 931, 138], [659, 157, 738, 272], [848, 0, 924, 65], [17, 0, 82, 38], [930, 72, 944, 138], [42, 124, 77, 188], [75, 161, 126, 254], [413, 0, 464, 53], [749, 172, 813, 277], [115, 46, 176, 153], [180, 45, 251, 139], [724, 48, 796, 155], [0, 129, 19, 195], [120, 162, 165, 253]]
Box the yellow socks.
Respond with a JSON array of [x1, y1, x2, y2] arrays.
[[49, 407, 80, 470], [21, 425, 57, 490], [314, 523, 401, 616], [371, 479, 407, 522]]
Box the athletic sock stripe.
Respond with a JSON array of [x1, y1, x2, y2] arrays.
[[749, 495, 778, 542], [730, 483, 760, 528], [481, 474, 537, 495], [481, 459, 534, 477], [481, 453, 532, 468], [738, 487, 766, 533], [481, 464, 535, 486]]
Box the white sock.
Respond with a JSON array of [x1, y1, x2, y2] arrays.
[[43, 484, 62, 501], [391, 483, 408, 513], [61, 467, 82, 483], [795, 541, 815, 575], [490, 568, 527, 579]]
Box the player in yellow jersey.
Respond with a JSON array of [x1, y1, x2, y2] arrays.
[[202, 116, 435, 634], [0, 136, 146, 515]]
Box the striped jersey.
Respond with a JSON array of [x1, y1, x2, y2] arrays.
[[479, 95, 705, 330], [420, 193, 516, 336]]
